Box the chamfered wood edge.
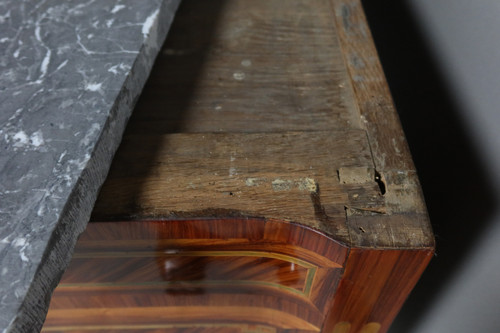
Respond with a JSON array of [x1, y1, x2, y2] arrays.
[[330, 0, 435, 250]]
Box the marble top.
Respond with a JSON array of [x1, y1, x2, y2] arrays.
[[0, 0, 180, 331]]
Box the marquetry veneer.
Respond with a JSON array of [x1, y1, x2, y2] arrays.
[[43, 1, 434, 332]]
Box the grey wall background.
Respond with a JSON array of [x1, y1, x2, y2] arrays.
[[361, 1, 500, 332]]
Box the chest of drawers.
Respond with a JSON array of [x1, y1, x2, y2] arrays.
[[43, 1, 434, 332]]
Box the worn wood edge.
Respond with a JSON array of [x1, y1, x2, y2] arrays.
[[329, 0, 412, 171], [330, 0, 434, 250], [345, 170, 434, 249], [90, 130, 379, 245], [91, 131, 433, 249]]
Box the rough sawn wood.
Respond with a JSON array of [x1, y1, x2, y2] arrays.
[[43, 1, 434, 333]]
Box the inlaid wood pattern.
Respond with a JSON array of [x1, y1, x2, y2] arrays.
[[43, 324, 278, 333], [44, 219, 347, 332], [43, 0, 434, 332]]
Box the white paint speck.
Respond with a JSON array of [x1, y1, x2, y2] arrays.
[[245, 177, 263, 187], [13, 48, 20, 58], [241, 59, 252, 67], [229, 154, 237, 176], [106, 19, 115, 28], [0, 37, 9, 43], [298, 178, 318, 192], [233, 72, 246, 80], [142, 9, 159, 38], [85, 82, 102, 92], [111, 4, 126, 14], [392, 138, 401, 154], [214, 105, 222, 111]]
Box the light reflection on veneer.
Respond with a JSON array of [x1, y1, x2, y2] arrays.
[[44, 219, 346, 332]]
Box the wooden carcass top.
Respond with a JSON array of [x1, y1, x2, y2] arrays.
[[43, 1, 435, 332], [92, 0, 434, 251]]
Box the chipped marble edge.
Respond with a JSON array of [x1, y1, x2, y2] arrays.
[[0, 0, 181, 332]]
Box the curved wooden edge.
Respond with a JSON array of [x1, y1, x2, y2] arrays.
[[77, 218, 349, 267], [44, 218, 348, 332]]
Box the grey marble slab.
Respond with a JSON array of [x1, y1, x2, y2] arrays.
[[0, 0, 181, 331]]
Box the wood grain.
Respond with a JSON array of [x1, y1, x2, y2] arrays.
[[330, 0, 412, 171], [330, 0, 434, 250], [43, 0, 434, 332], [324, 249, 433, 333], [43, 219, 347, 332], [124, 0, 361, 135], [90, 131, 380, 240]]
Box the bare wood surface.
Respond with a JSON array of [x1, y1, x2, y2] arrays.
[[91, 131, 380, 240], [330, 0, 434, 249], [125, 0, 361, 134], [330, 0, 412, 171], [44, 0, 435, 332], [91, 0, 435, 250]]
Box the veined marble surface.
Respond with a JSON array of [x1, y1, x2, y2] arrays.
[[0, 0, 181, 331]]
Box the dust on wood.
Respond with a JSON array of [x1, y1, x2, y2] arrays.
[[331, 0, 434, 248], [89, 0, 434, 250], [92, 131, 374, 241]]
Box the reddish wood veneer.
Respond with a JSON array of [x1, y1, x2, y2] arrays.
[[43, 0, 434, 332]]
